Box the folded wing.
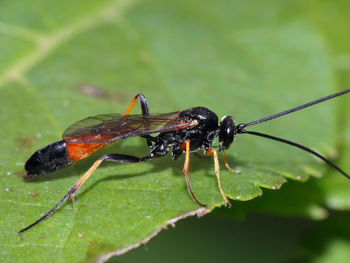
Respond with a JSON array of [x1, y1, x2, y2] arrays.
[[63, 111, 198, 144]]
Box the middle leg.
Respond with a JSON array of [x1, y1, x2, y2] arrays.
[[182, 140, 207, 207]]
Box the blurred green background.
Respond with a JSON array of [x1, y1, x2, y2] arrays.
[[1, 0, 350, 262]]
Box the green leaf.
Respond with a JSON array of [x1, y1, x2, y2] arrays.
[[116, 210, 311, 263], [232, 0, 350, 218], [300, 213, 350, 263], [0, 0, 343, 262]]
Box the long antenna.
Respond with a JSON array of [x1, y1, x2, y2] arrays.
[[236, 128, 350, 180], [241, 89, 350, 128]]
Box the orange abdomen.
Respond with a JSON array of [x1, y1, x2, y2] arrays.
[[65, 141, 108, 163]]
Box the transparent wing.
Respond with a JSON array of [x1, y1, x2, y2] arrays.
[[63, 111, 197, 144]]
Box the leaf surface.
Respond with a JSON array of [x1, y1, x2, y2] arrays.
[[0, 0, 343, 262]]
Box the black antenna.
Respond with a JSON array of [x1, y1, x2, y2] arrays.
[[241, 89, 350, 128], [236, 127, 350, 180], [235, 89, 350, 180]]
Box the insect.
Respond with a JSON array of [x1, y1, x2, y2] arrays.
[[18, 90, 350, 234]]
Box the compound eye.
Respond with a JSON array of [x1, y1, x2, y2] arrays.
[[219, 116, 236, 150]]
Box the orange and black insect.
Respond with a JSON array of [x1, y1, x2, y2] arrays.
[[18, 90, 350, 234]]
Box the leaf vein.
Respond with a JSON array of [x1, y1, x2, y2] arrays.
[[0, 0, 141, 88]]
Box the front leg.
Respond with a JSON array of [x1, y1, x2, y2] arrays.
[[205, 149, 231, 208], [222, 150, 240, 174]]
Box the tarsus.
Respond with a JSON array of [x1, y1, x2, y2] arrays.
[[18, 193, 70, 235]]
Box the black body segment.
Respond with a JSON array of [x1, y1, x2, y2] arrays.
[[25, 140, 73, 176], [218, 116, 236, 150], [177, 107, 219, 151], [147, 107, 220, 160]]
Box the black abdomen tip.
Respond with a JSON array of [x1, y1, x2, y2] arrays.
[[25, 140, 73, 176]]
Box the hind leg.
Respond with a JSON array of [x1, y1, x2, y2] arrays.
[[123, 94, 154, 148]]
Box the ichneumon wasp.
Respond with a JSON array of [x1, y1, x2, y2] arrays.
[[18, 89, 350, 234]]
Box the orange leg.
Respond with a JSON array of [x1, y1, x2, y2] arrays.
[[123, 94, 153, 148], [205, 149, 232, 208], [17, 158, 104, 235], [123, 94, 149, 116], [123, 96, 139, 116], [66, 159, 104, 207], [183, 140, 207, 207], [18, 153, 154, 234], [222, 150, 240, 174], [70, 159, 104, 193]]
